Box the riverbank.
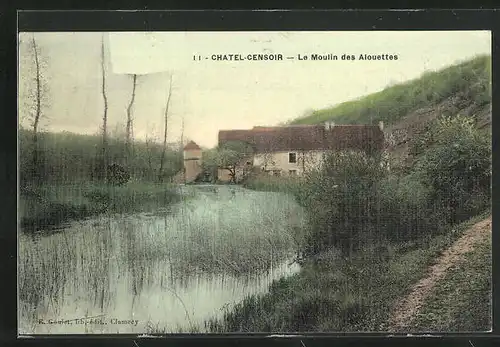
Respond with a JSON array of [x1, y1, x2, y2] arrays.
[[19, 182, 181, 233], [242, 175, 302, 193], [206, 212, 490, 332]]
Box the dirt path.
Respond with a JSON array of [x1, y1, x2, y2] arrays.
[[386, 216, 492, 333]]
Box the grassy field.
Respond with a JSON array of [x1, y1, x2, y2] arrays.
[[206, 212, 490, 332], [19, 182, 181, 233], [290, 55, 490, 126]]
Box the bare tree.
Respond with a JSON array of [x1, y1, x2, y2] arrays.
[[179, 115, 185, 152], [23, 33, 49, 183], [125, 74, 138, 164], [158, 75, 173, 182], [99, 34, 109, 182], [145, 129, 158, 180]]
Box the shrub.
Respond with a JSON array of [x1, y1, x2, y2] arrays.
[[107, 163, 131, 186], [413, 114, 491, 223], [297, 150, 388, 256]]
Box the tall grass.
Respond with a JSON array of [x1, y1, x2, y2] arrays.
[[18, 186, 306, 333], [132, 187, 307, 275], [19, 182, 181, 233]]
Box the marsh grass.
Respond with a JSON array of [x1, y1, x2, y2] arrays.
[[19, 182, 181, 232], [18, 186, 306, 333], [131, 187, 307, 275]]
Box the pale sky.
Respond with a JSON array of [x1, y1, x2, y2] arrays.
[[18, 31, 491, 148]]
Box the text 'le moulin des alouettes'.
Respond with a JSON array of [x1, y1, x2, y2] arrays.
[[194, 53, 399, 61]]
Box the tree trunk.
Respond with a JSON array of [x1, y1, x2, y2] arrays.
[[100, 34, 109, 182], [158, 75, 173, 183], [145, 135, 154, 179], [229, 168, 237, 183], [179, 116, 185, 151], [31, 34, 42, 183], [125, 74, 137, 166]]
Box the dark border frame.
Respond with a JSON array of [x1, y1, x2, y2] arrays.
[[2, 8, 499, 347]]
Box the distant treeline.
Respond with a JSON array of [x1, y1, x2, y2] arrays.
[[19, 128, 183, 185]]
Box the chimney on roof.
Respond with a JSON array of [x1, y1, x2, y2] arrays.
[[378, 121, 384, 131], [324, 121, 335, 130]]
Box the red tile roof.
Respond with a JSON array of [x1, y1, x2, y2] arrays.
[[184, 140, 201, 150], [218, 124, 384, 153]]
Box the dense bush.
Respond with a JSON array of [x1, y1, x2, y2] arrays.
[[107, 163, 131, 186], [297, 151, 387, 256], [297, 114, 491, 257], [412, 115, 491, 224]]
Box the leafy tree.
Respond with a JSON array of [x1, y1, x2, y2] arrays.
[[216, 141, 254, 183]]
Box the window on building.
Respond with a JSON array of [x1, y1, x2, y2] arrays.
[[289, 169, 297, 176], [289, 152, 297, 163]]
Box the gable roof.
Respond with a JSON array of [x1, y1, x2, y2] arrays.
[[184, 140, 201, 150], [218, 124, 384, 153]]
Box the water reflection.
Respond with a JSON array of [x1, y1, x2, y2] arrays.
[[18, 186, 305, 334]]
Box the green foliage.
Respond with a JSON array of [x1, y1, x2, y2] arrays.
[[217, 141, 254, 168], [200, 148, 220, 183], [297, 151, 389, 255], [413, 115, 491, 223], [290, 55, 491, 126], [242, 175, 303, 194], [292, 113, 491, 257], [211, 141, 255, 183], [107, 163, 131, 186]]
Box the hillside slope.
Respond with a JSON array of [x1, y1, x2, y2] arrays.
[[290, 55, 491, 168], [291, 55, 491, 127]]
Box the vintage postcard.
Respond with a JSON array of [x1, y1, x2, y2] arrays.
[[18, 30, 492, 334]]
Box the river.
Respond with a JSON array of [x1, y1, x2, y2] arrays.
[[18, 185, 306, 334]]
